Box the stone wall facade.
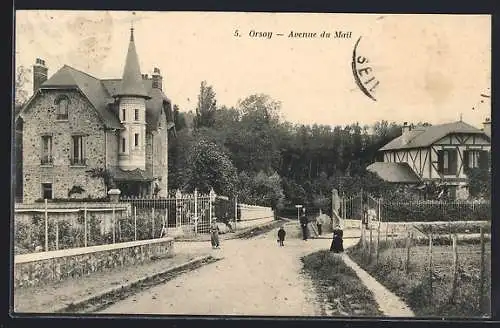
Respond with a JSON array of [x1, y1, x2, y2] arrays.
[[14, 237, 174, 288], [146, 108, 168, 197], [22, 90, 107, 203]]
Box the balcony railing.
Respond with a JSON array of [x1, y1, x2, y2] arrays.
[[40, 156, 53, 165], [70, 158, 87, 166]]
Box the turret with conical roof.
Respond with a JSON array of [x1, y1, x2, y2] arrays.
[[116, 27, 150, 99], [117, 27, 148, 172]]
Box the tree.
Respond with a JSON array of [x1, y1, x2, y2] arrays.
[[172, 104, 187, 131], [15, 65, 32, 109], [182, 139, 238, 195], [194, 81, 217, 129]]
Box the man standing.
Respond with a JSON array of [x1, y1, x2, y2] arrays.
[[300, 208, 308, 241], [316, 209, 325, 236]]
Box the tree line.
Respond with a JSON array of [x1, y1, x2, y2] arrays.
[[168, 81, 423, 210]]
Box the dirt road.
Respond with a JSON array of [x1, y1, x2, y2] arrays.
[[101, 222, 357, 316]]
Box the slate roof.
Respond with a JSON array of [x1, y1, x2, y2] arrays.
[[116, 29, 149, 98], [36, 65, 171, 131], [41, 65, 122, 129], [380, 121, 489, 151], [101, 79, 172, 130], [367, 162, 421, 184]]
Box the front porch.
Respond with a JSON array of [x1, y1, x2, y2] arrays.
[[111, 167, 159, 198]]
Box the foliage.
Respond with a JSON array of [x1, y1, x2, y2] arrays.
[[237, 171, 285, 209], [194, 81, 217, 129], [15, 65, 31, 108], [172, 104, 187, 131], [381, 200, 491, 222], [302, 250, 383, 316], [168, 81, 448, 207], [467, 167, 491, 199], [85, 167, 115, 190], [182, 139, 238, 195], [68, 185, 86, 198]]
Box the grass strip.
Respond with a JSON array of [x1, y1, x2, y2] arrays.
[[302, 250, 383, 317]]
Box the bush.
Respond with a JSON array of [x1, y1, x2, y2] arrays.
[[381, 201, 491, 222]]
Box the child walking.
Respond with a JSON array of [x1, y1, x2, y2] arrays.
[[277, 226, 286, 246]]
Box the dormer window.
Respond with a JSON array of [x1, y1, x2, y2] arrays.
[[55, 95, 69, 120]]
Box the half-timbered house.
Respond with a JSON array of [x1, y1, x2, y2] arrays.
[[368, 120, 491, 199]]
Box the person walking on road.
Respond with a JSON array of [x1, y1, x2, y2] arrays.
[[210, 218, 220, 249], [316, 209, 325, 236], [300, 208, 308, 241], [277, 226, 286, 246]]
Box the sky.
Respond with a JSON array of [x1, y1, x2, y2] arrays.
[[14, 11, 491, 128]]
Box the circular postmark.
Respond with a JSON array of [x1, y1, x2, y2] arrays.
[[351, 36, 380, 102]]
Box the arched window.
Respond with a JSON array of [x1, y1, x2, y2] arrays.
[[55, 95, 69, 120]]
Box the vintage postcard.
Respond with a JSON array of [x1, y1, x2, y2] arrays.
[[13, 11, 491, 318]]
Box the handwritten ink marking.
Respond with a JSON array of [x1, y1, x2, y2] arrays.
[[351, 36, 379, 102], [276, 33, 284, 36]]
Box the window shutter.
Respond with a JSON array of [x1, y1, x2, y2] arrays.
[[449, 149, 458, 175], [437, 150, 444, 173], [479, 150, 490, 170]]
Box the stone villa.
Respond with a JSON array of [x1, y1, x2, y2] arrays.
[[16, 28, 175, 203]]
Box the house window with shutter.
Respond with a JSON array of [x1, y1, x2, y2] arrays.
[[41, 183, 53, 200], [438, 149, 457, 175], [478, 150, 490, 170], [55, 95, 69, 120], [41, 135, 53, 165], [464, 150, 480, 170], [71, 135, 86, 166]]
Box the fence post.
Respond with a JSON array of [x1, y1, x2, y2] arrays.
[[175, 190, 181, 229], [152, 207, 155, 238], [209, 188, 215, 226], [84, 204, 88, 247], [368, 223, 373, 263], [450, 234, 459, 304], [44, 199, 48, 252], [112, 206, 116, 244], [479, 227, 485, 312], [134, 206, 137, 241], [55, 218, 59, 250], [428, 233, 433, 300], [194, 188, 198, 234], [376, 199, 381, 264], [234, 195, 238, 231], [405, 231, 412, 274]]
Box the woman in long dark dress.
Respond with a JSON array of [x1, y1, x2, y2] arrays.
[[210, 219, 220, 249], [330, 228, 344, 253]]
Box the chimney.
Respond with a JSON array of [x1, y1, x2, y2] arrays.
[[33, 58, 48, 94], [482, 117, 491, 137], [401, 122, 411, 144], [152, 67, 162, 91]]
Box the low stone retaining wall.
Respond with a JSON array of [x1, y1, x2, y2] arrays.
[[234, 216, 274, 230], [239, 204, 274, 221], [14, 237, 174, 289]]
